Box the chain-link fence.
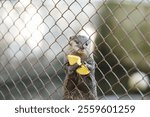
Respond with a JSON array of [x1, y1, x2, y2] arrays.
[[0, 0, 149, 100]]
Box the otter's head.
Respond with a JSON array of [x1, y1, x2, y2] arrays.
[[69, 35, 92, 56]]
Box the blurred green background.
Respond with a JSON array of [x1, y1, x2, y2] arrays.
[[95, 1, 150, 99]]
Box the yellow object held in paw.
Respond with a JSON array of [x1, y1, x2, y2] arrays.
[[67, 55, 81, 65], [67, 55, 90, 75], [76, 65, 90, 75]]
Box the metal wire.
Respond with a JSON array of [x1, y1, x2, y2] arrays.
[[0, 0, 150, 100]]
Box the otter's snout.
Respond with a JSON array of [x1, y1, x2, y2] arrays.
[[77, 44, 87, 50]]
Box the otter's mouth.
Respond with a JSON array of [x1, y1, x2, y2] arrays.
[[77, 50, 85, 54]]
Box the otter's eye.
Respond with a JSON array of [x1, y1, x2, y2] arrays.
[[85, 43, 88, 46]]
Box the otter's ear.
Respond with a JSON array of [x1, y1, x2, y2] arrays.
[[69, 36, 73, 40], [70, 36, 77, 40]]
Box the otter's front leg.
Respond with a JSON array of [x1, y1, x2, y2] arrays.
[[65, 63, 79, 75], [64, 62, 80, 75], [83, 61, 95, 71], [64, 56, 79, 75]]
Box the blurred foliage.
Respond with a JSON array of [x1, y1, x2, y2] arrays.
[[97, 1, 150, 72], [95, 1, 150, 96]]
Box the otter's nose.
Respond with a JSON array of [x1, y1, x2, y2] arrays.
[[80, 45, 85, 50]]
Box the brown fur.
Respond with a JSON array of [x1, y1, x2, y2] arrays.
[[63, 35, 97, 100]]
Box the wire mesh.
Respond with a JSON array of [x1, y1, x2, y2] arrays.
[[0, 0, 150, 100]]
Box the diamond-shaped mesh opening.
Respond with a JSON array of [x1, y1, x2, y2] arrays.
[[0, 0, 149, 100]]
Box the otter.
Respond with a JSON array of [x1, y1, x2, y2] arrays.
[[63, 35, 97, 100]]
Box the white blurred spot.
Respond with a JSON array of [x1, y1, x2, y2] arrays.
[[79, 27, 97, 41], [128, 72, 149, 91]]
